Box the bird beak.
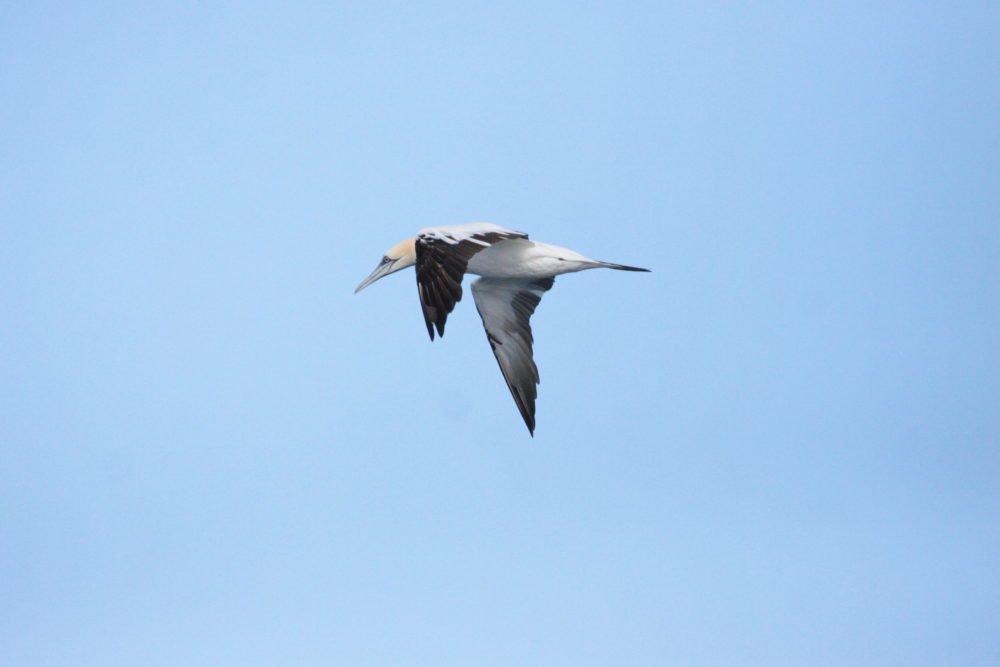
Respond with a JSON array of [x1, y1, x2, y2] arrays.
[[354, 256, 399, 293]]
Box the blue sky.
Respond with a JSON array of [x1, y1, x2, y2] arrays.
[[2, 2, 998, 665]]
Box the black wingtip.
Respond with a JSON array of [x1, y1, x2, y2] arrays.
[[511, 395, 536, 436]]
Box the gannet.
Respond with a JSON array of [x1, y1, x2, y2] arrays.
[[355, 223, 650, 435]]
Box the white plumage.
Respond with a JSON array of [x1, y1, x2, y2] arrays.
[[355, 223, 649, 435]]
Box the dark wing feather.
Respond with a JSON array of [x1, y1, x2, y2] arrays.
[[471, 276, 555, 435], [415, 227, 526, 339]]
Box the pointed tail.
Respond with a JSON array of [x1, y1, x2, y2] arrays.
[[601, 262, 651, 272]]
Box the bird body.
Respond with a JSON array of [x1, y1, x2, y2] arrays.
[[355, 223, 649, 435], [468, 239, 602, 279]]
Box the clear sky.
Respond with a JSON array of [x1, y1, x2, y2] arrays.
[[2, 2, 998, 665]]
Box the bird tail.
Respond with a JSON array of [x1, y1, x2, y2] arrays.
[[600, 262, 651, 272]]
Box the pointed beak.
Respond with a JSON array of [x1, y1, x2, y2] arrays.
[[354, 256, 398, 293]]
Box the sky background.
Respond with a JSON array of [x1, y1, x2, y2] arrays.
[[2, 2, 999, 665]]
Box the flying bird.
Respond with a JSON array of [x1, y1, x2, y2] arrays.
[[355, 223, 649, 435]]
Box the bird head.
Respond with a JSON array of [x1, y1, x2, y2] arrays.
[[354, 238, 417, 293]]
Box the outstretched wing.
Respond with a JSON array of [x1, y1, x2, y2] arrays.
[[471, 276, 555, 436], [414, 223, 526, 339]]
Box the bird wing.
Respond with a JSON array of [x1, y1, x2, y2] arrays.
[[471, 276, 555, 436], [415, 224, 527, 339]]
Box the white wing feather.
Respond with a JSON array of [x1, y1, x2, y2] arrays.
[[471, 276, 554, 435]]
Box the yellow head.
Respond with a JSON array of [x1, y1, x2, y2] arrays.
[[354, 238, 417, 293]]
